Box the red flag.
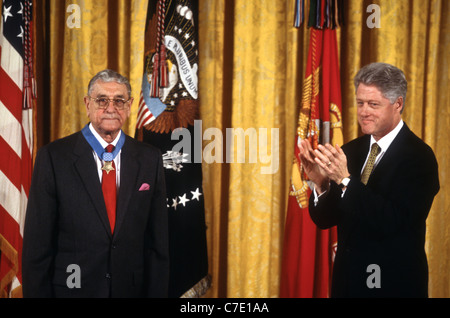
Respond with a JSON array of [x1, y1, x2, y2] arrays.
[[280, 0, 343, 298], [0, 0, 35, 298]]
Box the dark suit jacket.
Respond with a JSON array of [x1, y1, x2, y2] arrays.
[[309, 124, 439, 297], [22, 130, 169, 297]]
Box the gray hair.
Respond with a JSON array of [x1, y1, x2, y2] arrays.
[[87, 69, 132, 98], [354, 63, 407, 112]]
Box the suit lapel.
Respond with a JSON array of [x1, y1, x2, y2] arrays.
[[345, 134, 371, 180], [73, 132, 113, 237], [366, 124, 409, 184], [114, 136, 140, 237]]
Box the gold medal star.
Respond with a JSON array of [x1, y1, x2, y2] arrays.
[[102, 161, 115, 174]]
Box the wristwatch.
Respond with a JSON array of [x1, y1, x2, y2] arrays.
[[339, 176, 351, 189]]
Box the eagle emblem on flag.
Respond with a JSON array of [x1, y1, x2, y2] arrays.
[[136, 0, 199, 134]]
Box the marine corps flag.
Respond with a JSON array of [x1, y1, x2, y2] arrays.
[[280, 0, 343, 297], [135, 0, 210, 297]]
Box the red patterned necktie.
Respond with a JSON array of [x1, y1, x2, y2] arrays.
[[102, 144, 116, 233]]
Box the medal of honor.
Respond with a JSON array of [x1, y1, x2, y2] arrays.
[[101, 151, 115, 174], [102, 161, 115, 174], [82, 124, 126, 175]]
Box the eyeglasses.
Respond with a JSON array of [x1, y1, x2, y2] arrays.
[[88, 96, 131, 110]]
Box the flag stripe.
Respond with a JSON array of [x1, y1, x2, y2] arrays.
[[0, 101, 22, 158], [0, 136, 22, 190], [22, 108, 33, 154], [0, 204, 22, 250], [137, 108, 154, 128], [136, 94, 155, 129], [0, 65, 23, 123], [0, 35, 24, 90], [0, 170, 22, 226], [0, 202, 24, 288], [136, 97, 147, 124], [20, 129, 32, 197]]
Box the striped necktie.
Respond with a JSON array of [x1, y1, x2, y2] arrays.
[[361, 143, 381, 185]]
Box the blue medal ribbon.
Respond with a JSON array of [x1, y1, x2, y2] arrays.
[[81, 124, 125, 161]]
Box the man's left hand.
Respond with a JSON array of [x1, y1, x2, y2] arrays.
[[313, 143, 350, 185]]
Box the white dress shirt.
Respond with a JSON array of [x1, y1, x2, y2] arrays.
[[88, 123, 122, 189], [360, 119, 404, 175]]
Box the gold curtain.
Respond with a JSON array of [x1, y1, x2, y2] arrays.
[[35, 0, 147, 143], [36, 0, 449, 297], [199, 0, 304, 298]]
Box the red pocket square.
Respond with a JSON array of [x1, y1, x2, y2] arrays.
[[139, 183, 150, 191]]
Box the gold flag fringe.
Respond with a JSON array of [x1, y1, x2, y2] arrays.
[[180, 274, 212, 298]]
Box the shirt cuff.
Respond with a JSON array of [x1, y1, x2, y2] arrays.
[[313, 186, 328, 206]]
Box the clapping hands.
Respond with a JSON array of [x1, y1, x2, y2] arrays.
[[298, 139, 350, 194]]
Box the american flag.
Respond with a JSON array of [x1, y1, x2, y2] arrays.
[[0, 0, 35, 298]]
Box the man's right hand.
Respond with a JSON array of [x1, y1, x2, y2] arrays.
[[297, 139, 330, 195]]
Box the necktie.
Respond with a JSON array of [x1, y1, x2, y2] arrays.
[[361, 143, 381, 185], [102, 144, 116, 233]]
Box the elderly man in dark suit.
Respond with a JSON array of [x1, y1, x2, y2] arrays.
[[22, 69, 169, 297], [298, 63, 439, 297]]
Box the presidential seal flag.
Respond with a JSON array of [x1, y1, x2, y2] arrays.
[[135, 0, 210, 298], [136, 0, 199, 133], [0, 0, 36, 298], [280, 0, 343, 298]]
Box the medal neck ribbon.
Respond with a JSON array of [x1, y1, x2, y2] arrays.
[[81, 124, 125, 161]]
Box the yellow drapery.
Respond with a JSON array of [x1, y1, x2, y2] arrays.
[[36, 0, 449, 297], [35, 0, 147, 143]]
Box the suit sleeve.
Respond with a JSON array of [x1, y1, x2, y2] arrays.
[[146, 150, 170, 297], [309, 183, 343, 229], [22, 146, 58, 297]]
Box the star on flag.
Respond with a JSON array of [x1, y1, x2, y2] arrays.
[[178, 193, 190, 207], [3, 5, 13, 22], [168, 187, 202, 211], [191, 188, 202, 201]]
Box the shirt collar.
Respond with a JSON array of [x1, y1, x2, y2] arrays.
[[88, 123, 121, 150], [369, 119, 404, 153]]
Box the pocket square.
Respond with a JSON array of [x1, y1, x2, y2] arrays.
[[139, 183, 150, 191]]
